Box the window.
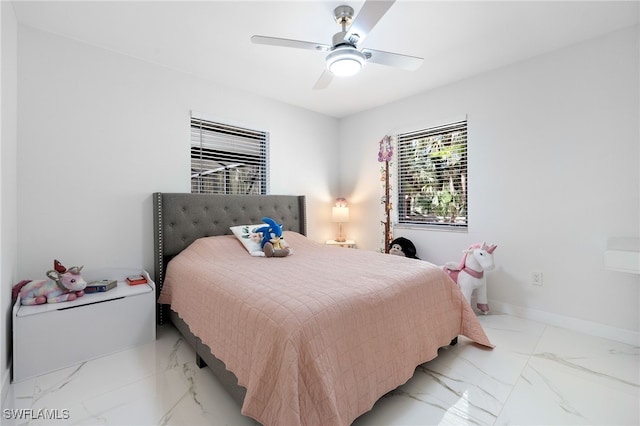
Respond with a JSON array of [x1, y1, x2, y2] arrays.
[[191, 116, 269, 195], [396, 120, 468, 228]]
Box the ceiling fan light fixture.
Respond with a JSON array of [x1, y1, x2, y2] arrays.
[[326, 47, 365, 77]]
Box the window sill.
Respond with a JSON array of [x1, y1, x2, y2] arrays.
[[394, 223, 468, 233]]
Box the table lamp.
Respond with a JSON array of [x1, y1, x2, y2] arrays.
[[332, 198, 349, 242]]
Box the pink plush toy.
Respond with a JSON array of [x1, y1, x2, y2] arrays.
[[12, 260, 87, 305], [443, 242, 497, 314]]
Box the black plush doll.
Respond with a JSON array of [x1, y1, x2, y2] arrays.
[[388, 237, 419, 259]]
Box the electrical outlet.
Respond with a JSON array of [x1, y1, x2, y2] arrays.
[[531, 271, 543, 286]]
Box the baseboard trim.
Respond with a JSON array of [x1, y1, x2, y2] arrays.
[[1, 365, 10, 411], [489, 300, 639, 346]]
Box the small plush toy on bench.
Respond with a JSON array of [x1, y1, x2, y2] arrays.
[[12, 260, 87, 305]]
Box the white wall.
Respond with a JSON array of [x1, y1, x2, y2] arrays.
[[17, 25, 339, 279], [339, 26, 639, 336], [1, 0, 19, 403]]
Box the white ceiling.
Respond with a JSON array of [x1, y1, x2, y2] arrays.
[[11, 1, 640, 118]]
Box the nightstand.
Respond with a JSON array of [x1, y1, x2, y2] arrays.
[[12, 269, 156, 383], [325, 239, 356, 248]]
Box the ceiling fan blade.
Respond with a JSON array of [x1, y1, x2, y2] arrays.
[[251, 35, 330, 52], [344, 0, 395, 45], [312, 69, 334, 90], [363, 48, 423, 71]]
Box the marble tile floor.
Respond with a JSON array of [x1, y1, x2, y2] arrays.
[[3, 313, 638, 426]]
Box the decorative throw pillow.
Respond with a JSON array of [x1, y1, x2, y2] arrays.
[[230, 224, 267, 257]]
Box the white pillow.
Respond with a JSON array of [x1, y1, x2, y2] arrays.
[[230, 224, 267, 257]]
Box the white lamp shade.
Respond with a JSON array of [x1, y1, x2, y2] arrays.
[[326, 47, 365, 77], [332, 206, 349, 223], [329, 57, 361, 76]]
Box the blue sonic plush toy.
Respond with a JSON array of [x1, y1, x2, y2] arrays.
[[256, 217, 291, 258]]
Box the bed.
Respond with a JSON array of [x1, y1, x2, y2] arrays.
[[153, 192, 493, 426]]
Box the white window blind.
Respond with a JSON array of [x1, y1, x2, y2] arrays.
[[396, 120, 468, 228], [191, 117, 269, 195]]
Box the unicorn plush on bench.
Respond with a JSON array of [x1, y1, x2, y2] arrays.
[[13, 260, 87, 305], [443, 242, 497, 314]]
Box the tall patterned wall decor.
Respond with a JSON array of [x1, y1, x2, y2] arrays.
[[378, 135, 393, 253]]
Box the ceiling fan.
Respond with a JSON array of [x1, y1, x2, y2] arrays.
[[251, 0, 423, 90]]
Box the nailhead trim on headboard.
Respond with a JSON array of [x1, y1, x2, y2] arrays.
[[153, 193, 165, 324]]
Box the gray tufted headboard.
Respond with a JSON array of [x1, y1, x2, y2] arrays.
[[153, 192, 306, 322]]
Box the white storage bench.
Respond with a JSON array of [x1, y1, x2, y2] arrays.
[[12, 269, 156, 383]]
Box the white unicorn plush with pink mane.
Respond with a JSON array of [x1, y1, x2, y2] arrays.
[[443, 242, 497, 314], [12, 260, 87, 305]]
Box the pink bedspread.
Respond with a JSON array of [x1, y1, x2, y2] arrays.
[[158, 231, 493, 426]]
